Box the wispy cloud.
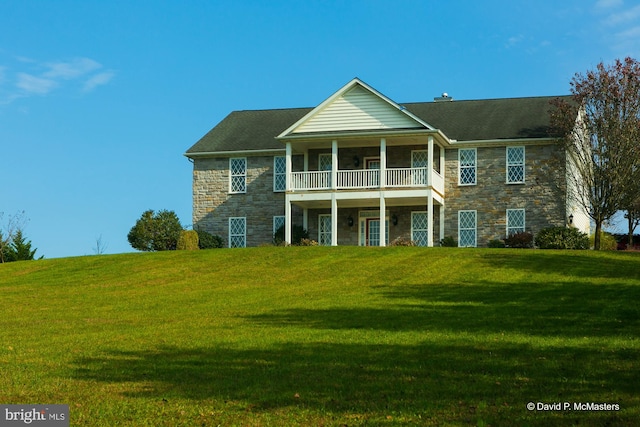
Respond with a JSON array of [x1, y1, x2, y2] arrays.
[[0, 55, 116, 105], [82, 71, 115, 93], [602, 4, 640, 26], [597, 2, 640, 57], [596, 0, 623, 9], [44, 58, 102, 80], [16, 73, 58, 95], [505, 35, 524, 49]]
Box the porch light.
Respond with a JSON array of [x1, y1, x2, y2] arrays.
[[353, 156, 360, 167], [392, 214, 398, 226], [568, 214, 574, 226], [348, 215, 354, 227]]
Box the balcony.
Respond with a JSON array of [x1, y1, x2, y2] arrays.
[[289, 167, 444, 194]]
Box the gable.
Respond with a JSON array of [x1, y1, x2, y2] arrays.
[[279, 79, 431, 137]]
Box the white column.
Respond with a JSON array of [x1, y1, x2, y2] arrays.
[[286, 142, 292, 191], [439, 141, 445, 176], [379, 194, 386, 247], [303, 150, 309, 172], [331, 193, 338, 246], [427, 193, 434, 247], [380, 138, 386, 188], [285, 195, 292, 245], [331, 140, 338, 190], [427, 136, 434, 187], [285, 142, 293, 245], [439, 202, 445, 243]]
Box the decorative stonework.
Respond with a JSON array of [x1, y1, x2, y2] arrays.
[[192, 143, 567, 248], [443, 144, 566, 245]]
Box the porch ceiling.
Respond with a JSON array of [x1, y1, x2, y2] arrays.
[[290, 195, 442, 209]]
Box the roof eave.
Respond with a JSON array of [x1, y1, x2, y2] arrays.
[[184, 148, 286, 159]]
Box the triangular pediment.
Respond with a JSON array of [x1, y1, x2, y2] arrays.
[[278, 78, 432, 137]]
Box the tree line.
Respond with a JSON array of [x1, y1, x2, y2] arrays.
[[551, 57, 640, 250], [0, 211, 42, 263]]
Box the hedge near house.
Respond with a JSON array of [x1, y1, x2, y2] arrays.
[[535, 227, 589, 249]]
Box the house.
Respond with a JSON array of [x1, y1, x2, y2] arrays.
[[185, 78, 589, 248]]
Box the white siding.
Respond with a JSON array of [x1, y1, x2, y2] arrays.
[[293, 86, 421, 133]]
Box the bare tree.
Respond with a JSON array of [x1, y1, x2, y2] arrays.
[[551, 57, 640, 250], [93, 234, 108, 255]]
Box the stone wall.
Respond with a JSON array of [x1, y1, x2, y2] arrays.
[[443, 143, 567, 246], [192, 155, 303, 247], [191, 143, 567, 248]]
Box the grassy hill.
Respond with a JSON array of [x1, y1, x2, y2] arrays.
[[1, 247, 639, 426]]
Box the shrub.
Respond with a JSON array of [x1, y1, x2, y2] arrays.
[[299, 238, 319, 246], [390, 235, 417, 246], [274, 224, 309, 246], [127, 210, 183, 251], [488, 239, 505, 248], [535, 227, 589, 249], [195, 229, 224, 249], [504, 231, 534, 248], [177, 230, 199, 250], [589, 231, 617, 251], [439, 236, 457, 247]]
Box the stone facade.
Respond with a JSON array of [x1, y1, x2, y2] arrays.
[[192, 142, 566, 247], [443, 143, 567, 246], [193, 155, 302, 247]]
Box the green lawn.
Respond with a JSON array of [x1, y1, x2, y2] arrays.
[[1, 247, 639, 426]]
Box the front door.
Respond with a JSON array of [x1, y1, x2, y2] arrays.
[[365, 157, 380, 170], [366, 219, 380, 246], [359, 211, 389, 246]]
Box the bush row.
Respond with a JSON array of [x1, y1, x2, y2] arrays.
[[442, 227, 595, 249]]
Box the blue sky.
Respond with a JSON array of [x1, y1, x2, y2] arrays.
[[1, 0, 639, 258]]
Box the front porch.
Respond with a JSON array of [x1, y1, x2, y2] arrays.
[[297, 201, 445, 247], [281, 134, 447, 247]]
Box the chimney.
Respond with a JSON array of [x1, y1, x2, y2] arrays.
[[434, 92, 453, 102]]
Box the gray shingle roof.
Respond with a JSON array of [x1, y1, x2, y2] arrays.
[[185, 95, 569, 155]]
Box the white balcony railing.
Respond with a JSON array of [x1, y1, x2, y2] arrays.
[[386, 167, 429, 187], [290, 170, 331, 190], [337, 169, 379, 189], [290, 167, 443, 193]]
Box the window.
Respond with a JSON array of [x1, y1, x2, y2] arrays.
[[411, 211, 428, 247], [458, 210, 477, 247], [506, 146, 525, 183], [228, 217, 246, 248], [459, 148, 476, 185], [318, 154, 332, 171], [229, 158, 247, 193], [318, 214, 332, 246], [273, 156, 286, 192], [506, 209, 525, 236], [273, 215, 285, 237]]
